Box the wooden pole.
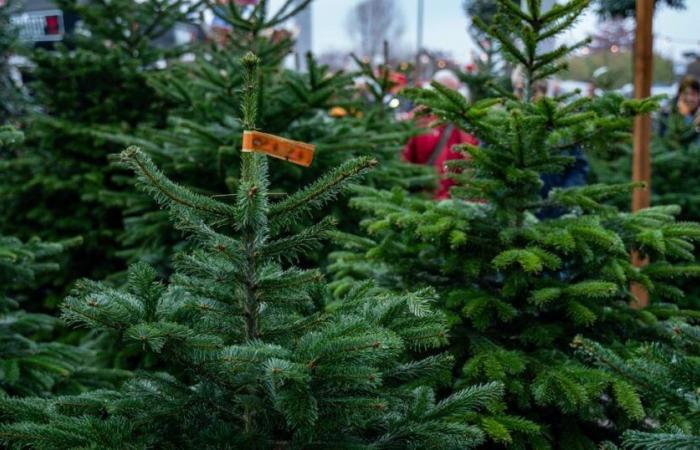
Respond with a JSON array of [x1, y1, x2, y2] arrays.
[[630, 0, 654, 309]]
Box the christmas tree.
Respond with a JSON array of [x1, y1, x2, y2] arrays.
[[0, 53, 499, 449], [0, 233, 126, 397], [329, 0, 700, 446], [91, 0, 430, 272], [0, 0, 202, 302]]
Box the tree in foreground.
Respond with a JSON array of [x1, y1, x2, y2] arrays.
[[329, 0, 700, 446], [0, 54, 501, 449]]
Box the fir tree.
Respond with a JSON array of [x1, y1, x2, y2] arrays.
[[0, 53, 500, 449], [328, 0, 700, 446], [90, 0, 431, 272], [591, 116, 700, 226], [0, 0, 202, 302]]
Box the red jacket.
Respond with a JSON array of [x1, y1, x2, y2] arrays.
[[403, 125, 478, 199]]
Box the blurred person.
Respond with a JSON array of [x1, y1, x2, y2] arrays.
[[403, 69, 478, 200], [434, 69, 471, 101], [659, 75, 700, 146], [511, 66, 589, 218], [586, 80, 597, 98], [676, 75, 700, 122]]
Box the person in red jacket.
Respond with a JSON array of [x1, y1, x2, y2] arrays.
[[403, 70, 478, 200]]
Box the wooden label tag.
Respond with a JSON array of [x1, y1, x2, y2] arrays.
[[242, 130, 315, 167]]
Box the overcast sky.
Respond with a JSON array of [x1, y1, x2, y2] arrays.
[[274, 0, 700, 64]]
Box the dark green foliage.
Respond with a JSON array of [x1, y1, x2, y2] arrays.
[[0, 55, 499, 449], [658, 111, 700, 152], [0, 234, 125, 397], [1, 234, 70, 396], [574, 320, 700, 449], [0, 128, 127, 398], [328, 0, 700, 446], [0, 0, 201, 303]]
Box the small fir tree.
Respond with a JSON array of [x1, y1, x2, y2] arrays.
[[0, 54, 500, 449], [591, 112, 700, 225], [92, 0, 431, 272], [328, 0, 700, 446]]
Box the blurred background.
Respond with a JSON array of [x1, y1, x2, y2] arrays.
[[6, 0, 700, 98]]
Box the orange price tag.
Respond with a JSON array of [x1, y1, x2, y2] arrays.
[[242, 130, 315, 167]]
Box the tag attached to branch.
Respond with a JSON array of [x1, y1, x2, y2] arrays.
[[242, 131, 315, 167]]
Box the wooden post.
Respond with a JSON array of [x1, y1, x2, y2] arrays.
[[630, 0, 654, 309]]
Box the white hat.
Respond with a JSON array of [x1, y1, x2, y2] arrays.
[[432, 69, 461, 90]]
